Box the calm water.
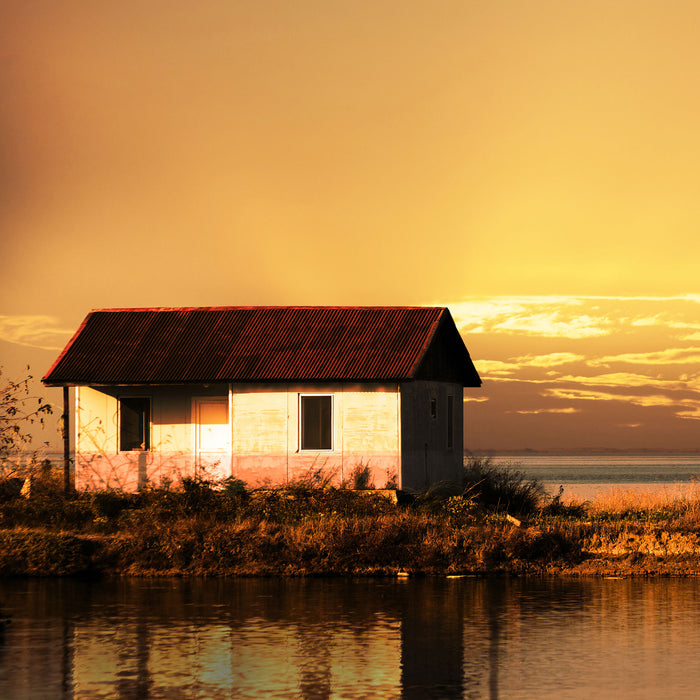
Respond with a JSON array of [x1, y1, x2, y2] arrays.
[[2, 577, 700, 698], [487, 452, 700, 498]]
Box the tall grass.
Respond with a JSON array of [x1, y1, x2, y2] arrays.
[[461, 456, 545, 515]]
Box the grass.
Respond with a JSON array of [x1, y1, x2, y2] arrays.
[[2, 458, 700, 577]]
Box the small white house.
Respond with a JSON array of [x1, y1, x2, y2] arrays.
[[43, 306, 481, 492]]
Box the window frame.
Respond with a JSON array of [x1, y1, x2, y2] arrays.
[[118, 396, 152, 452], [299, 393, 333, 451], [429, 397, 437, 420]]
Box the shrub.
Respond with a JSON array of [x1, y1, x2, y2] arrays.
[[222, 476, 247, 498], [462, 457, 544, 516], [540, 485, 588, 519], [349, 464, 374, 490]]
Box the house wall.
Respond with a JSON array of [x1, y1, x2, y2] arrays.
[[74, 385, 227, 491], [73, 383, 401, 491], [399, 381, 464, 492], [230, 383, 401, 488]]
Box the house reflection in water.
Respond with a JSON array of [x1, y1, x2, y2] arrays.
[[1, 578, 486, 698], [8, 576, 700, 698]]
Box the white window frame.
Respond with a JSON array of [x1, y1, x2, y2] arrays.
[[299, 393, 334, 451]]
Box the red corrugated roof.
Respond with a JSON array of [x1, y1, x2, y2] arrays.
[[42, 306, 481, 386]]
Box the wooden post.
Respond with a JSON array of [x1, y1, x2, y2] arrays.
[[62, 386, 71, 494]]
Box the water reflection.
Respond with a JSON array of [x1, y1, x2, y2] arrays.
[[2, 577, 700, 697]]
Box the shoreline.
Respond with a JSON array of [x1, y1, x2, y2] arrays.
[[3, 519, 700, 579]]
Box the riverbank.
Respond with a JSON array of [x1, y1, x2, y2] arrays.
[[3, 472, 700, 577], [4, 517, 700, 577]]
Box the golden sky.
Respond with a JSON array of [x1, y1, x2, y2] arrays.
[[3, 1, 700, 450]]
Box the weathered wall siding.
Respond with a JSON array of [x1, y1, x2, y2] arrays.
[[74, 385, 227, 491], [230, 383, 400, 488], [231, 390, 288, 453], [400, 381, 463, 492], [154, 390, 192, 456], [76, 386, 121, 490], [75, 383, 405, 491], [77, 386, 118, 455], [75, 386, 143, 490], [340, 388, 400, 488], [231, 388, 288, 486]]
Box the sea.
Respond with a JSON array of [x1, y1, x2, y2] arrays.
[[479, 451, 700, 500]]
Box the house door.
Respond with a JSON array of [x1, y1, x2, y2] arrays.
[[193, 398, 230, 481]]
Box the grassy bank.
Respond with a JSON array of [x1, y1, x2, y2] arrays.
[[2, 459, 700, 577]]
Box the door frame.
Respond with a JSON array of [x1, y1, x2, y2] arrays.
[[192, 396, 231, 479]]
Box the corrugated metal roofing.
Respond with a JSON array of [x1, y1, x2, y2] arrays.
[[42, 306, 481, 386]]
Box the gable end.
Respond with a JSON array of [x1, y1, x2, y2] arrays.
[[412, 313, 481, 386]]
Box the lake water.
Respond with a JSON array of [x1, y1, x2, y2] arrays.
[[2, 577, 700, 698], [484, 452, 700, 499]]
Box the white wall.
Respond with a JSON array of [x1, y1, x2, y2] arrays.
[[74, 385, 226, 491], [73, 381, 467, 492], [73, 383, 402, 491], [230, 383, 401, 488]]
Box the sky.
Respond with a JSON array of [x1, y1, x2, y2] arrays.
[[3, 1, 700, 451]]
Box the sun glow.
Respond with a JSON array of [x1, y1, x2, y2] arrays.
[[5, 3, 700, 450]]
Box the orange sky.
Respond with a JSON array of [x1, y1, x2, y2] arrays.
[[3, 2, 700, 450]]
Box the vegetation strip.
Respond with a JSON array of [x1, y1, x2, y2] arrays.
[[2, 459, 700, 577]]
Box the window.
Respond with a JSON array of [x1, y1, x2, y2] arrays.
[[447, 395, 454, 449], [119, 397, 151, 451], [300, 395, 332, 450]]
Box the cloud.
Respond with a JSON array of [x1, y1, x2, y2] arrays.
[[474, 353, 587, 381], [631, 315, 665, 327], [590, 348, 700, 367], [0, 315, 72, 350], [449, 294, 700, 342], [443, 295, 700, 443], [491, 312, 610, 338], [542, 387, 700, 418], [513, 352, 585, 368], [473, 359, 519, 376], [555, 372, 693, 391], [449, 297, 612, 338], [513, 407, 580, 415]]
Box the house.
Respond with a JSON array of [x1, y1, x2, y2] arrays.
[[42, 306, 481, 492]]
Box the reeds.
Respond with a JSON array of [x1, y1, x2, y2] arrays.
[[543, 483, 700, 524]]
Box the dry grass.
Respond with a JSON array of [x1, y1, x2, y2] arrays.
[[4, 464, 700, 577], [547, 483, 700, 524], [586, 484, 700, 512]]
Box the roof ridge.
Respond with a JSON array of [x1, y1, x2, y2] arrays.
[[88, 305, 446, 313]]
